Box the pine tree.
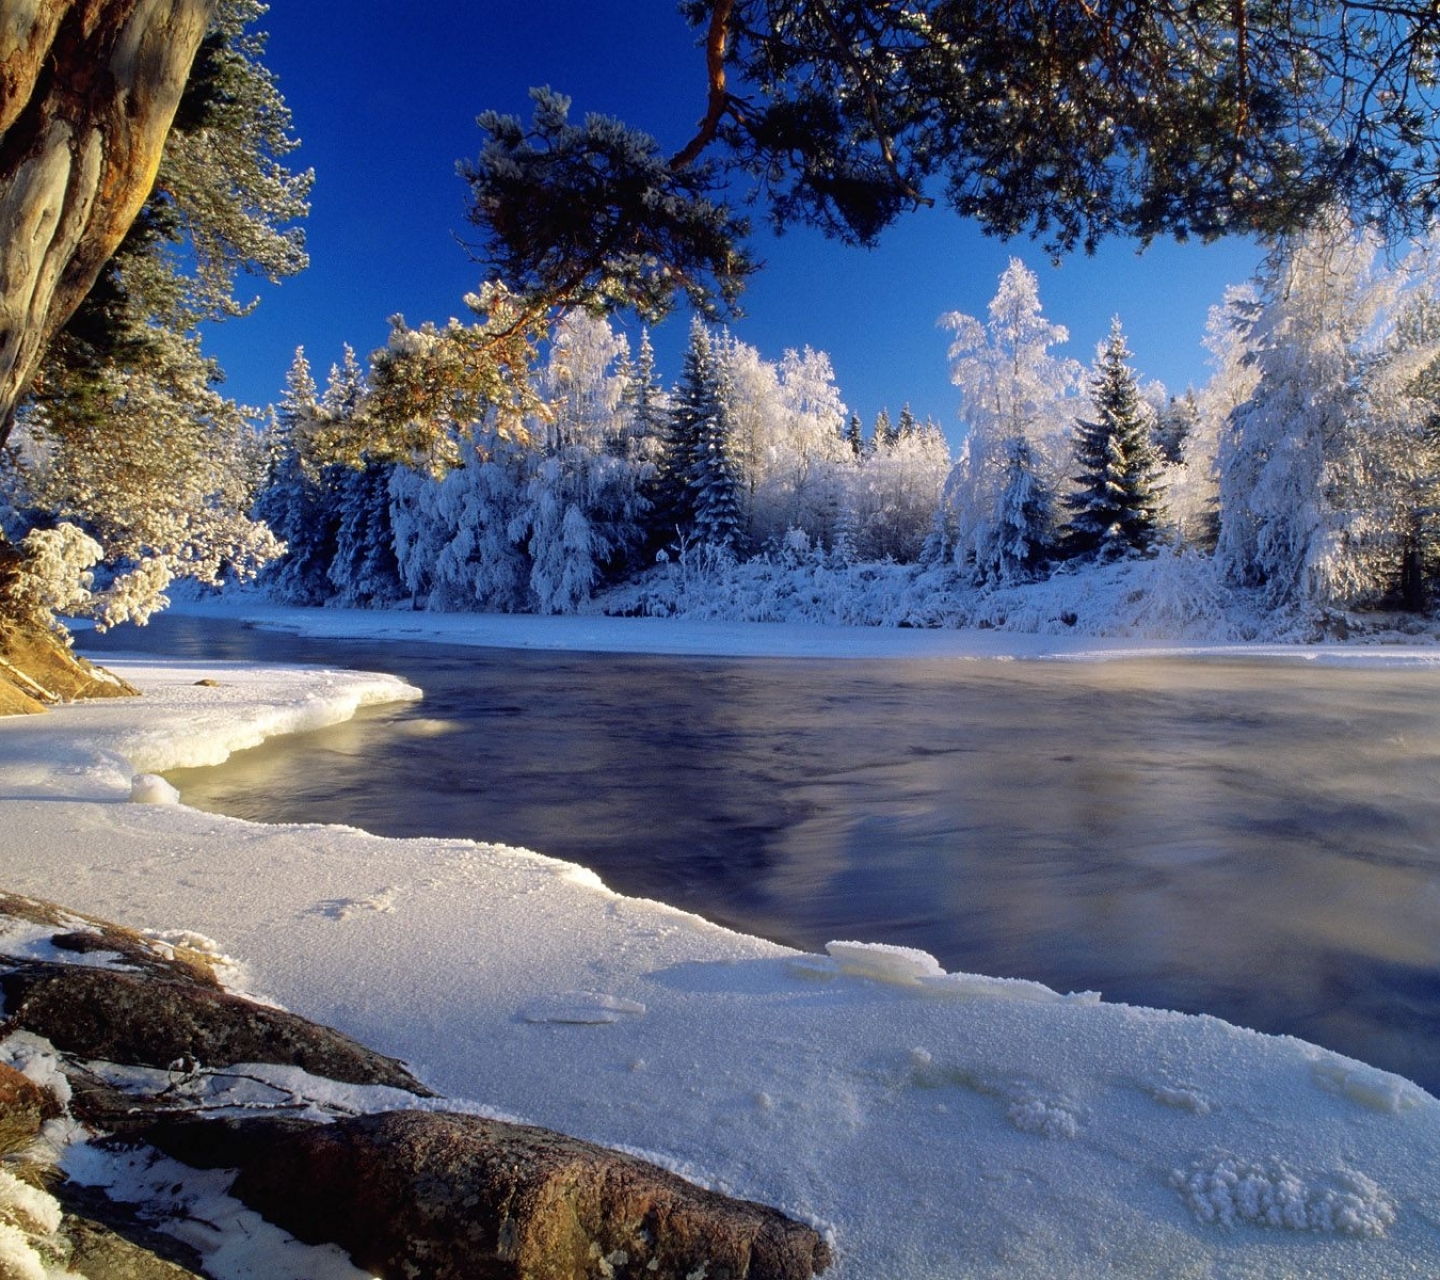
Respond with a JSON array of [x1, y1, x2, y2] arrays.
[[689, 361, 743, 552], [255, 347, 333, 603], [625, 329, 669, 467], [327, 461, 404, 606], [1064, 319, 1164, 560], [896, 404, 918, 439], [656, 319, 721, 546], [975, 436, 1056, 581], [845, 413, 864, 457]]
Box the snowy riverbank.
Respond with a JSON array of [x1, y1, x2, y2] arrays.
[[3, 620, 1440, 1275]]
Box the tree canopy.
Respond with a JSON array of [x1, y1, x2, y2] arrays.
[[465, 0, 1440, 326]]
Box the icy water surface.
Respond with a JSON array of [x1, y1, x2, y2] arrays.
[[83, 615, 1440, 1092]]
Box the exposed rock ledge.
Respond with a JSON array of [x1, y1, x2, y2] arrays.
[[0, 620, 138, 715], [0, 891, 833, 1280]]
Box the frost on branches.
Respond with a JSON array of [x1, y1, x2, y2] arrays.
[[4, 328, 281, 629], [1216, 218, 1440, 611], [937, 259, 1081, 582]]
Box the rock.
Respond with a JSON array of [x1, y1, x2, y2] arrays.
[[0, 890, 226, 988], [0, 964, 433, 1096], [146, 1109, 833, 1280], [0, 1059, 59, 1155], [57, 1211, 206, 1280], [0, 615, 138, 715]]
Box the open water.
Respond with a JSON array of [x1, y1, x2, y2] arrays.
[[82, 614, 1440, 1093]]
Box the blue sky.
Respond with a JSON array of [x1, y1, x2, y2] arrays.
[[203, 2, 1264, 445]]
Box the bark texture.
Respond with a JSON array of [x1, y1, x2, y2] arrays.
[[0, 0, 216, 437]]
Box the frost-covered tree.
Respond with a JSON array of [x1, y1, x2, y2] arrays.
[[520, 311, 650, 611], [1063, 320, 1165, 560], [1387, 298, 1440, 608], [937, 259, 1082, 580], [327, 461, 404, 607], [255, 348, 333, 604], [747, 346, 851, 550], [401, 423, 532, 612], [852, 420, 952, 562], [6, 325, 280, 627], [1216, 219, 1436, 609]]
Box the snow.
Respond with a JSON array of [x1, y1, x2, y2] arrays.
[[3, 617, 1440, 1277]]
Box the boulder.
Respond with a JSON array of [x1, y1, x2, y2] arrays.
[[146, 1109, 833, 1280], [0, 964, 433, 1096]]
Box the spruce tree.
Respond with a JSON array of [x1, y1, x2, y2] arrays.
[[656, 319, 720, 545], [688, 349, 743, 552], [256, 348, 336, 604], [1064, 320, 1164, 560], [977, 436, 1056, 581]]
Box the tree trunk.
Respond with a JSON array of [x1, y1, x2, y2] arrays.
[[0, 0, 216, 444]]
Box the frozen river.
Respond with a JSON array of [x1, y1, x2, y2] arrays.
[[83, 614, 1440, 1093]]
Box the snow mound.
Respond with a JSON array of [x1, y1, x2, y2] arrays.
[[1007, 1096, 1083, 1140], [1172, 1156, 1397, 1237]]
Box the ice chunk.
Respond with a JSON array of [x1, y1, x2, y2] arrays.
[[824, 940, 945, 985], [130, 772, 180, 805], [1310, 1056, 1425, 1115], [1147, 1083, 1212, 1115]]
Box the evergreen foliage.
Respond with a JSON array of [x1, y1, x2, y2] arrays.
[[1064, 320, 1166, 561]]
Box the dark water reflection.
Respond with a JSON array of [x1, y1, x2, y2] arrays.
[[82, 615, 1440, 1092]]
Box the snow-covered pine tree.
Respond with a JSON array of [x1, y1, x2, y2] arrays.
[[873, 409, 896, 450], [1154, 392, 1198, 466], [975, 436, 1056, 580], [656, 319, 722, 548], [689, 363, 744, 554], [845, 414, 864, 457], [1063, 319, 1165, 560], [327, 461, 404, 607], [254, 347, 334, 603], [624, 329, 669, 468]]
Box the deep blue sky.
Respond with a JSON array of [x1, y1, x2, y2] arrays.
[[203, 2, 1263, 445]]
